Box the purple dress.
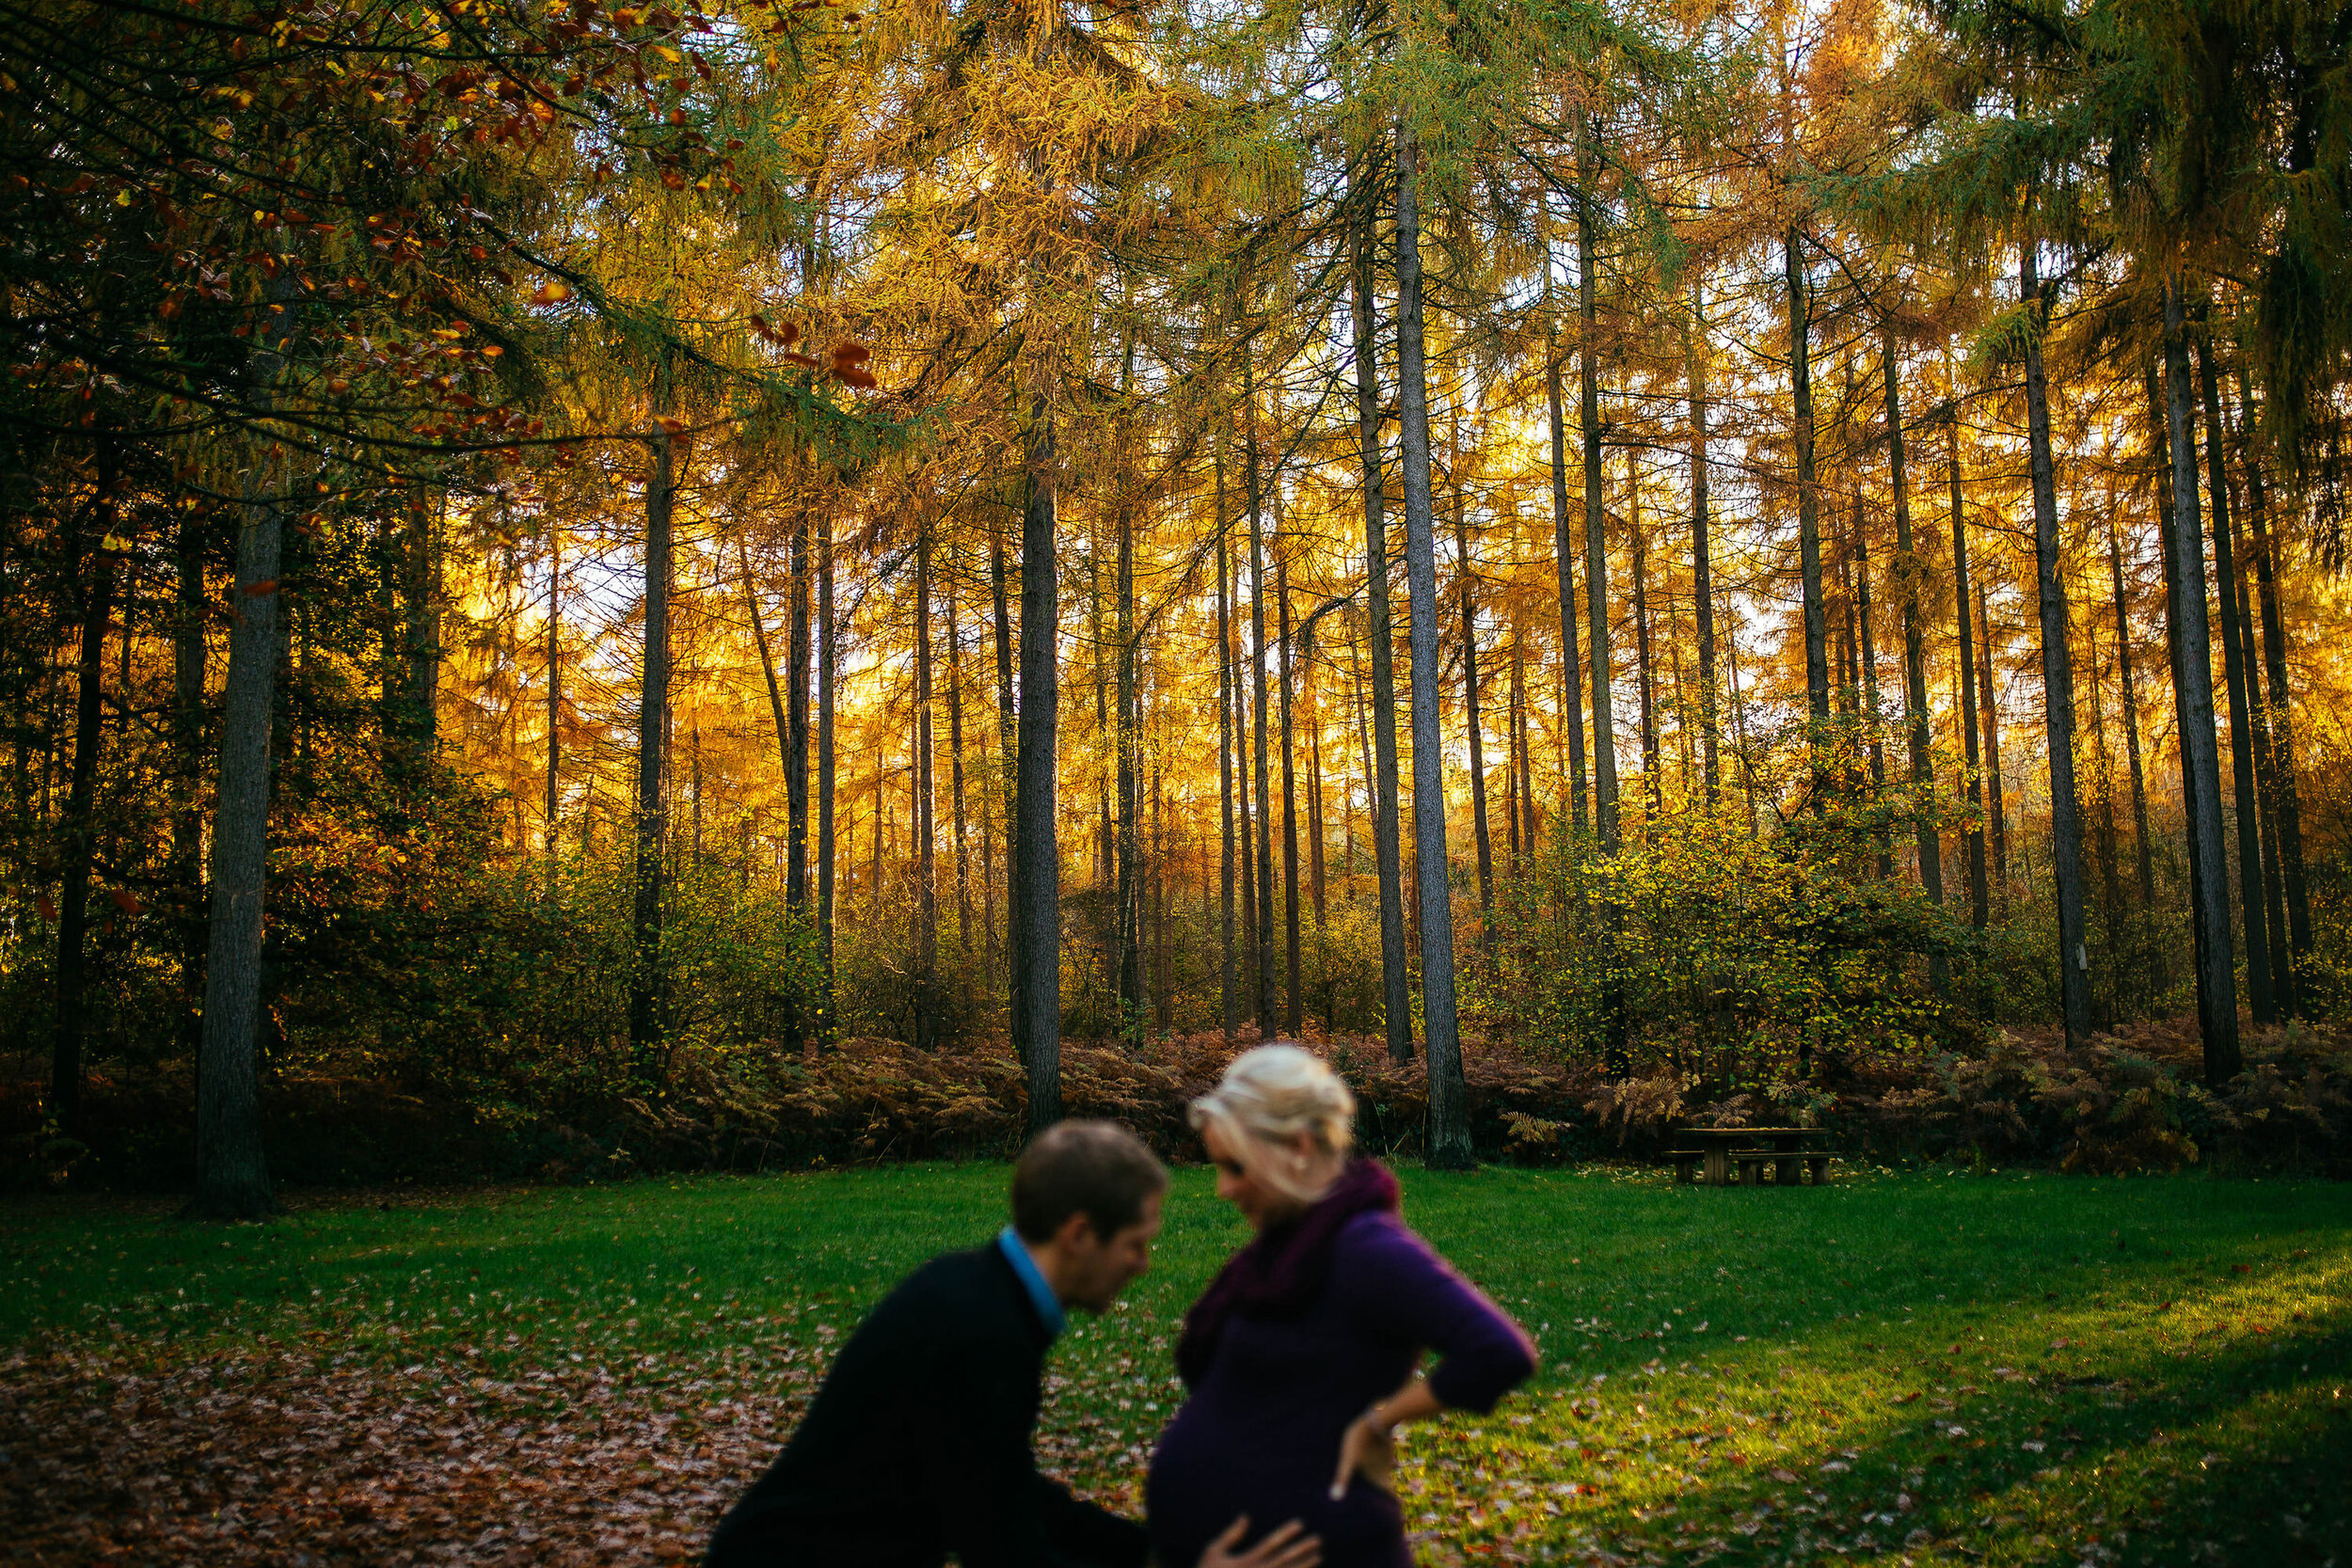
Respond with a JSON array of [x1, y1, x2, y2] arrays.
[[1146, 1210, 1535, 1568]]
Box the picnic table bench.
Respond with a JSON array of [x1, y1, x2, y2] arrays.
[[1666, 1126, 1832, 1187]]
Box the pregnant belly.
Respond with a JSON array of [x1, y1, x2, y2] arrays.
[[1147, 1408, 1409, 1568]]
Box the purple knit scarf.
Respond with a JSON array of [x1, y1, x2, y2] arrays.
[[1175, 1158, 1401, 1386]]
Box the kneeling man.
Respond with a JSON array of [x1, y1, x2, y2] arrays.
[[707, 1120, 1317, 1568]]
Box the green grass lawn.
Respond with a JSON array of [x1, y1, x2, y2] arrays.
[[4, 1164, 2347, 1567]]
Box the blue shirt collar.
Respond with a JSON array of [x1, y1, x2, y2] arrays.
[[997, 1226, 1067, 1340]]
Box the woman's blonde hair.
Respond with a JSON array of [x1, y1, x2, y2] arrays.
[[1189, 1042, 1356, 1200]]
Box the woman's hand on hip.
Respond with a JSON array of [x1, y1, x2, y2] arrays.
[[1327, 1409, 1397, 1500], [1199, 1515, 1321, 1568]]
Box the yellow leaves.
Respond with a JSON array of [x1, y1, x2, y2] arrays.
[[529, 280, 573, 306]]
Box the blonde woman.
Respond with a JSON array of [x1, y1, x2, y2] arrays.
[[1146, 1045, 1535, 1568]]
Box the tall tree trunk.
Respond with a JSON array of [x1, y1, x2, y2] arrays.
[[1687, 290, 1721, 806], [2083, 575, 2125, 953], [2164, 278, 2241, 1083], [1396, 121, 1470, 1165], [1582, 128, 1620, 851], [2021, 239, 2093, 1047], [1278, 553, 1302, 1034], [2196, 335, 2274, 1024], [2234, 365, 2312, 1000], [914, 524, 938, 1048], [1883, 335, 1945, 983], [1544, 188, 1588, 834], [2106, 517, 2156, 905], [2236, 533, 2293, 1013], [1235, 527, 1260, 1029], [1725, 578, 1758, 832], [2219, 376, 2294, 1012], [1516, 636, 1539, 856], [1216, 453, 1237, 1041], [993, 528, 1022, 1059], [1353, 184, 1414, 1063], [628, 431, 675, 1089], [1244, 359, 1278, 1036], [1949, 423, 1989, 929], [948, 578, 973, 959], [53, 437, 120, 1144], [1852, 495, 1890, 861], [404, 491, 441, 769], [1787, 227, 1832, 793], [817, 511, 837, 1019], [1016, 404, 1060, 1128], [786, 501, 812, 910], [741, 534, 795, 854], [1456, 502, 1495, 954], [171, 497, 207, 1082], [1580, 120, 1629, 1070], [193, 299, 299, 1221], [545, 525, 562, 861], [1978, 584, 2010, 902], [1116, 382, 1143, 1029], [1629, 457, 1660, 813], [2147, 357, 2201, 994], [1307, 656, 1327, 927]]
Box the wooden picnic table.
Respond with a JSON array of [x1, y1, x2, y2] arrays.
[[1668, 1126, 1831, 1188]]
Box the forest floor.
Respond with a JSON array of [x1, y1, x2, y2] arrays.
[[2, 1164, 2345, 1568]]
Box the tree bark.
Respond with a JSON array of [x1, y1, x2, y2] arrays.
[[1582, 129, 1620, 852], [628, 430, 675, 1088], [1396, 122, 1470, 1166], [1244, 355, 1278, 1036], [171, 495, 207, 1082], [2196, 335, 2273, 1024], [1116, 343, 1143, 1029], [1353, 183, 1414, 1062], [1456, 500, 1495, 954], [914, 524, 938, 1048], [1544, 187, 1587, 835], [2104, 517, 2155, 906], [53, 437, 120, 1144], [1948, 428, 1989, 929], [948, 578, 973, 958], [1278, 552, 1302, 1034], [786, 500, 812, 911], [1630, 455, 1660, 813], [1883, 333, 1946, 986], [2021, 238, 2092, 1048], [2163, 277, 2241, 1083], [2233, 366, 2312, 1001], [742, 535, 794, 845], [1216, 451, 1237, 1041], [1687, 291, 1720, 806], [1016, 404, 1061, 1127], [817, 511, 837, 1016], [993, 527, 1022, 1059], [1978, 583, 2010, 902], [1787, 228, 1832, 789], [193, 293, 301, 1220]]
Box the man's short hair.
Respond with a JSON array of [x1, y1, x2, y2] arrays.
[[1010, 1120, 1168, 1243]]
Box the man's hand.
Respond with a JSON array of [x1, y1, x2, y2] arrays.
[[1327, 1408, 1397, 1500], [1199, 1514, 1321, 1568]]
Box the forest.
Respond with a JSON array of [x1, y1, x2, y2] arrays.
[[7, 0, 2352, 1215]]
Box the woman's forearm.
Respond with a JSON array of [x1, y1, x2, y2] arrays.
[[1366, 1375, 1443, 1433]]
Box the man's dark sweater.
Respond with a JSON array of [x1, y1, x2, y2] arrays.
[[706, 1243, 1150, 1568]]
